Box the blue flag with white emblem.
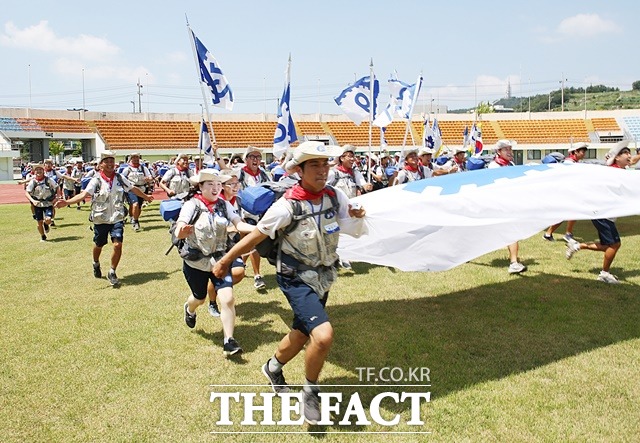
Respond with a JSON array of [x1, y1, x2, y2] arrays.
[[334, 76, 379, 126], [190, 29, 233, 111], [273, 56, 297, 159], [198, 120, 215, 166]]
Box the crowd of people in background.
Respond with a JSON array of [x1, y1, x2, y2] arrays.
[[18, 138, 640, 424]]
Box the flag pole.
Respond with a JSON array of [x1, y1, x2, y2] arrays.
[[368, 58, 374, 183], [401, 73, 423, 160], [186, 20, 217, 157]]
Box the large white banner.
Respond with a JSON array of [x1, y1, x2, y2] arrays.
[[338, 163, 640, 271]]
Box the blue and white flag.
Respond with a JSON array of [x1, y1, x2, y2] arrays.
[[399, 76, 422, 120], [338, 164, 640, 271], [334, 76, 379, 126], [432, 118, 443, 155], [373, 76, 422, 127], [423, 117, 434, 148], [190, 29, 234, 111], [273, 57, 297, 159], [198, 120, 215, 166]]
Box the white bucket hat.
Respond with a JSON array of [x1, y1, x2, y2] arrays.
[[285, 141, 343, 172], [189, 168, 232, 185]]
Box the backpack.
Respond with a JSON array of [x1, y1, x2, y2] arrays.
[[238, 176, 299, 216], [165, 199, 228, 260], [253, 185, 340, 267]]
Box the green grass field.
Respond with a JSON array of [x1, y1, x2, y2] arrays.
[[1, 201, 639, 442]]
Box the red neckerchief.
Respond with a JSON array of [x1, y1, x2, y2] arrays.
[[193, 193, 218, 213], [176, 164, 188, 172], [404, 163, 419, 172], [285, 183, 336, 201], [567, 154, 578, 163], [100, 170, 115, 188], [610, 163, 623, 169], [455, 157, 465, 166], [494, 156, 511, 167], [220, 192, 236, 206], [336, 164, 354, 176], [242, 165, 260, 178]]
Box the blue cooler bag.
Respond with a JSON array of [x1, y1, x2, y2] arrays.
[[239, 186, 275, 216], [466, 156, 486, 171], [81, 176, 93, 190], [160, 199, 183, 221]]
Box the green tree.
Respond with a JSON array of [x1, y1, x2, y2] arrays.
[[476, 101, 493, 114], [48, 140, 65, 163], [632, 80, 640, 91]]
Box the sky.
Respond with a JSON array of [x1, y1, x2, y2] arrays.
[[1, 1, 638, 117]]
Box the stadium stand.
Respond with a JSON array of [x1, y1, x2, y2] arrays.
[[591, 117, 620, 132], [496, 119, 590, 144], [94, 120, 199, 150], [0, 117, 23, 131], [15, 118, 42, 131], [34, 118, 93, 133], [622, 116, 640, 141]]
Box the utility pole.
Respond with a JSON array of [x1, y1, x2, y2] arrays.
[[560, 73, 567, 112], [130, 100, 135, 113], [137, 78, 143, 113]]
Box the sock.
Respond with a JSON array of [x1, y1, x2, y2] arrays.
[[268, 356, 284, 373], [93, 261, 100, 266], [303, 379, 319, 393], [109, 268, 116, 274], [223, 337, 231, 345], [186, 305, 196, 316]]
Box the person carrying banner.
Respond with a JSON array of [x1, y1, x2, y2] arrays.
[[237, 146, 271, 290], [326, 145, 371, 270], [543, 142, 588, 241], [392, 148, 433, 185], [212, 141, 367, 425], [327, 145, 373, 197], [565, 141, 632, 284], [55, 151, 154, 286], [488, 140, 527, 274]]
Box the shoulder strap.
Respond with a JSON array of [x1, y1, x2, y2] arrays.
[[260, 170, 269, 182], [214, 198, 228, 220], [418, 166, 425, 180]]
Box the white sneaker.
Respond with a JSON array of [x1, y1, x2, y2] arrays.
[[508, 262, 526, 274], [597, 271, 620, 284], [565, 239, 581, 260]]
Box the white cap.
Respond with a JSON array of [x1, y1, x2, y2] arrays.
[[285, 141, 343, 172], [189, 168, 232, 185], [605, 140, 631, 166]]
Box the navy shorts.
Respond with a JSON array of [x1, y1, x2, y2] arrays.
[[127, 190, 144, 205], [276, 273, 329, 336], [93, 221, 125, 247], [591, 219, 620, 246], [182, 261, 233, 300], [64, 188, 75, 199], [34, 206, 53, 221]]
